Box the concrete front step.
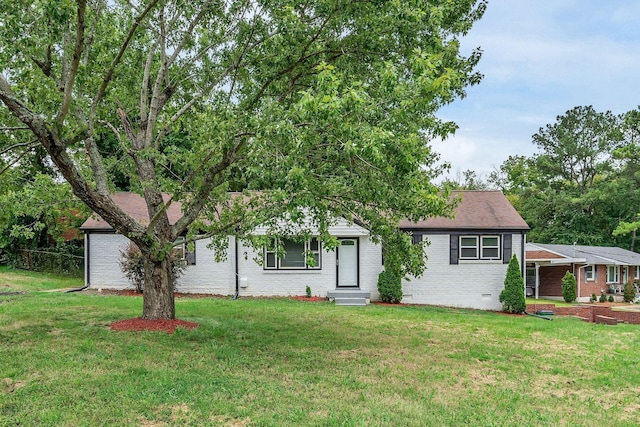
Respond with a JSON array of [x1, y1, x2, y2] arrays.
[[334, 297, 368, 306], [327, 290, 371, 299]]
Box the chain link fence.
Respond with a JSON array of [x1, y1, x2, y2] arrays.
[[14, 250, 84, 278]]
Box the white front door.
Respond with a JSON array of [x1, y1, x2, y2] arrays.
[[337, 238, 358, 287]]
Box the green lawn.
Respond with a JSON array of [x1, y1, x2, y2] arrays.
[[1, 269, 640, 426], [526, 297, 578, 307]]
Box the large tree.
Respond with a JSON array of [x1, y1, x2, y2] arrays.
[[0, 0, 486, 319], [496, 106, 632, 246]]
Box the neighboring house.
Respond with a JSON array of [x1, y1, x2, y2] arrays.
[[526, 243, 640, 302], [80, 191, 529, 310]]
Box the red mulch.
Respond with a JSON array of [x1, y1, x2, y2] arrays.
[[110, 317, 198, 334], [291, 296, 327, 302]]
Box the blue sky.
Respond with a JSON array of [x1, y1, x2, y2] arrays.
[[432, 0, 640, 180]]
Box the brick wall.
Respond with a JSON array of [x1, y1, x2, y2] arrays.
[[537, 264, 617, 300], [578, 265, 609, 299], [537, 266, 570, 297], [526, 303, 640, 324]]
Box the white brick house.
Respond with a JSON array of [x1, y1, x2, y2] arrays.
[[81, 191, 529, 310]]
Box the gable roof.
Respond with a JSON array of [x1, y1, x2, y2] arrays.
[[526, 243, 640, 266], [82, 190, 529, 233], [399, 190, 529, 231], [80, 192, 184, 230]]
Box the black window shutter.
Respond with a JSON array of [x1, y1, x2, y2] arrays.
[[503, 234, 512, 263], [450, 234, 459, 265], [412, 233, 422, 245]]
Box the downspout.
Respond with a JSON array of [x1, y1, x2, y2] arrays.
[[535, 263, 540, 300], [521, 232, 526, 278], [232, 235, 239, 300], [577, 264, 582, 302], [66, 232, 90, 293]]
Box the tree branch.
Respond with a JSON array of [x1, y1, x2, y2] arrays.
[[0, 148, 33, 175], [57, 0, 86, 126], [89, 0, 161, 123], [0, 74, 145, 239], [83, 0, 104, 66], [0, 126, 30, 131], [172, 136, 250, 237], [0, 140, 38, 157]]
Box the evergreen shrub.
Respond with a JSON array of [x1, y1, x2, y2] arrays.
[[499, 255, 526, 313], [561, 271, 577, 303], [624, 280, 636, 303], [377, 269, 403, 303]]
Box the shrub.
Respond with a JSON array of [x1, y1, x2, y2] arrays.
[[119, 243, 184, 292], [599, 292, 607, 303], [499, 255, 526, 314], [624, 280, 636, 303], [590, 293, 597, 303], [561, 271, 577, 303], [305, 285, 312, 298], [377, 269, 403, 303], [608, 295, 614, 302]]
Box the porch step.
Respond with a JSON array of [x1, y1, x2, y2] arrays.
[[334, 297, 368, 306], [327, 290, 371, 299]]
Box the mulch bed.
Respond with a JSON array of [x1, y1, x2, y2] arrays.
[[291, 296, 327, 302], [110, 317, 198, 334]]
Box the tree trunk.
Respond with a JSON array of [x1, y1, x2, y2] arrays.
[[142, 256, 175, 320]]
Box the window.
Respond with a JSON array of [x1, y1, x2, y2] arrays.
[[481, 236, 500, 259], [173, 237, 196, 265], [622, 266, 629, 285], [264, 237, 321, 270], [459, 236, 478, 259], [635, 266, 640, 280], [459, 235, 501, 260], [585, 265, 594, 281], [607, 265, 619, 283]]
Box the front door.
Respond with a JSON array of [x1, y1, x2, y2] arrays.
[[337, 238, 358, 287]]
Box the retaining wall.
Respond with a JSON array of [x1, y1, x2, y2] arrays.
[[527, 303, 640, 324]]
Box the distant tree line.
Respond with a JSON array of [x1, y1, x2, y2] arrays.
[[3, 103, 640, 267], [446, 105, 640, 251]]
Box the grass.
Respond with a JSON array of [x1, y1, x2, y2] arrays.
[[0, 265, 83, 293], [1, 269, 640, 426], [526, 297, 578, 307]]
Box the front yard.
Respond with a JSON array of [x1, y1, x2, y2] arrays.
[[1, 267, 640, 426]]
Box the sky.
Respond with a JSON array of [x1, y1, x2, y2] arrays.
[[432, 0, 640, 180]]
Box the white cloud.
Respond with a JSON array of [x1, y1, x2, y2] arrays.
[[432, 0, 640, 179]]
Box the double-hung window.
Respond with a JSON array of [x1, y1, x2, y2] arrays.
[[264, 237, 321, 270], [585, 265, 594, 281], [607, 265, 619, 284], [459, 237, 479, 259], [459, 235, 501, 261]]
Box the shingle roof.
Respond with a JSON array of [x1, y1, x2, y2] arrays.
[[82, 190, 529, 233], [527, 243, 640, 266], [80, 192, 184, 230], [399, 190, 529, 230]]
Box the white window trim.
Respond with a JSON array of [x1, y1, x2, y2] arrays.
[[606, 265, 619, 284], [459, 235, 501, 261], [635, 266, 640, 280], [264, 237, 321, 270], [585, 265, 594, 281], [459, 236, 479, 260], [480, 235, 501, 260]]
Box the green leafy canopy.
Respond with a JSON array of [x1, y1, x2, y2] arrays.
[[0, 0, 487, 318]]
